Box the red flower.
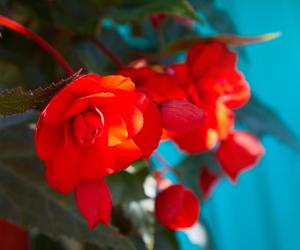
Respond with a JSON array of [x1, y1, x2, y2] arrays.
[[164, 40, 250, 153], [35, 74, 162, 193], [75, 178, 112, 229], [155, 184, 199, 230], [199, 167, 219, 199], [187, 40, 250, 109], [216, 131, 265, 181]]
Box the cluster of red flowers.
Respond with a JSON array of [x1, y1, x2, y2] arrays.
[[35, 40, 264, 231]]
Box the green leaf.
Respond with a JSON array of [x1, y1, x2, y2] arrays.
[[0, 157, 136, 250], [0, 70, 81, 116], [123, 200, 155, 250], [0, 124, 35, 158], [175, 153, 220, 199], [162, 32, 280, 56], [106, 170, 148, 205], [236, 96, 300, 152], [154, 223, 179, 250], [175, 155, 203, 198], [215, 32, 281, 46], [110, 0, 204, 24], [0, 112, 36, 130]]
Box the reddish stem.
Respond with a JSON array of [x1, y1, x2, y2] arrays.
[[89, 36, 125, 69], [0, 15, 74, 76]]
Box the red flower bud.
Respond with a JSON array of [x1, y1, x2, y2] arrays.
[[199, 167, 219, 199], [158, 99, 206, 134], [217, 131, 265, 181], [75, 178, 112, 229], [155, 184, 200, 230]]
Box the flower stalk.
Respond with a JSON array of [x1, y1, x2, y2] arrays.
[[0, 15, 74, 76]]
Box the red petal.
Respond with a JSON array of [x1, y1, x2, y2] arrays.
[[217, 131, 265, 182], [187, 41, 237, 80], [133, 101, 162, 158], [112, 139, 143, 172], [158, 99, 206, 134], [75, 178, 112, 229], [173, 126, 218, 153], [45, 122, 80, 193], [99, 75, 135, 91], [78, 129, 117, 179], [213, 101, 234, 140], [35, 113, 63, 160], [107, 115, 128, 146], [120, 105, 144, 138], [42, 74, 103, 125], [199, 167, 219, 199], [0, 219, 29, 250], [64, 92, 116, 118]]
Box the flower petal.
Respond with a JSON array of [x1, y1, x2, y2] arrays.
[[112, 139, 143, 172], [100, 75, 135, 91], [133, 101, 162, 158], [217, 131, 265, 182], [107, 115, 128, 147], [75, 178, 112, 229], [158, 99, 206, 134]]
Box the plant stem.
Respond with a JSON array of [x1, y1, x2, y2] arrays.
[[89, 36, 125, 69], [0, 15, 74, 76]]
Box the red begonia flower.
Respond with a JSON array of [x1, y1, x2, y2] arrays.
[[35, 74, 162, 193], [155, 184, 200, 230], [199, 167, 219, 199], [118, 66, 186, 103], [217, 131, 265, 182], [75, 178, 111, 229], [187, 40, 250, 109]]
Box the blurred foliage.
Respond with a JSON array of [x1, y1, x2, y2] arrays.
[[0, 1, 298, 250]]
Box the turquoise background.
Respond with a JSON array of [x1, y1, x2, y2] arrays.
[[153, 1, 300, 249], [199, 0, 300, 250]]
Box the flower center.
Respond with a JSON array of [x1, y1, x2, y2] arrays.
[[72, 107, 105, 146]]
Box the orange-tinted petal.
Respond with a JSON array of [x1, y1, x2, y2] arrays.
[[99, 75, 135, 91], [119, 105, 144, 138], [214, 101, 234, 140], [107, 115, 128, 146], [112, 139, 143, 172]]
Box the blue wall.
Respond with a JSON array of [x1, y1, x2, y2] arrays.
[[201, 1, 300, 250]]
